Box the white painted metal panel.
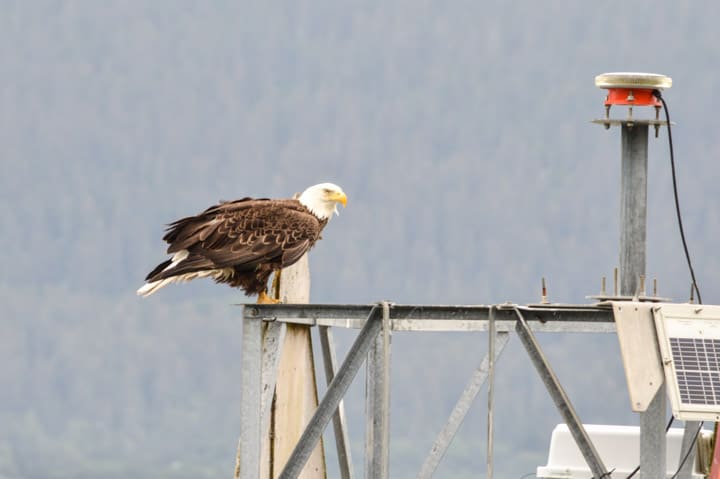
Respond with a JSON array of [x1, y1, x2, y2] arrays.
[[612, 302, 664, 412]]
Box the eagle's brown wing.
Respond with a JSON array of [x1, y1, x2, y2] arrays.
[[158, 198, 325, 275]]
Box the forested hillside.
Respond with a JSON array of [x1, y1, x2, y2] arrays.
[[2, 1, 720, 477]]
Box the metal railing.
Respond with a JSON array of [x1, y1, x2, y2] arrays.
[[237, 301, 618, 479]]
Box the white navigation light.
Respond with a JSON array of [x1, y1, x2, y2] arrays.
[[595, 72, 672, 90], [593, 71, 672, 132]]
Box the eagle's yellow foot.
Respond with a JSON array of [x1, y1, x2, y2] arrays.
[[257, 291, 282, 304]]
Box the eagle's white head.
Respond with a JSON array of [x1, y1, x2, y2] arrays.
[[298, 183, 348, 220]]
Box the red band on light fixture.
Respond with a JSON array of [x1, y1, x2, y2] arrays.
[[604, 88, 661, 107]]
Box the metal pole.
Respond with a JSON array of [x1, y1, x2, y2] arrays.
[[620, 123, 648, 296], [236, 316, 264, 479], [261, 322, 287, 437], [487, 306, 496, 479], [621, 123, 666, 479], [640, 390, 666, 479], [365, 302, 391, 479], [259, 322, 286, 478], [277, 305, 383, 479], [676, 421, 700, 479]]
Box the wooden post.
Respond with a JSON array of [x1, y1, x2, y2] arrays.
[[265, 254, 327, 478]]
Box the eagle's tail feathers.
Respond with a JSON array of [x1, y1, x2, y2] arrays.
[[136, 268, 234, 297]]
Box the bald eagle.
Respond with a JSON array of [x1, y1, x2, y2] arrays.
[[137, 183, 347, 303]]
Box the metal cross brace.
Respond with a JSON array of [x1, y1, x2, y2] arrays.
[[318, 325, 355, 479], [513, 306, 609, 478], [417, 328, 510, 478], [277, 304, 384, 479]]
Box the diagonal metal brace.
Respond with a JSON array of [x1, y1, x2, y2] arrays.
[[277, 305, 384, 479], [417, 329, 510, 479], [319, 325, 355, 479], [513, 307, 609, 479]]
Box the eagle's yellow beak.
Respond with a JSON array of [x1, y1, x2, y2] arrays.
[[331, 191, 348, 207]]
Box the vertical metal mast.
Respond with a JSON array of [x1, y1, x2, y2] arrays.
[[621, 122, 666, 479], [594, 71, 673, 479], [619, 123, 648, 297]]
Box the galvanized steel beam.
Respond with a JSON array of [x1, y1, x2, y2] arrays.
[[677, 421, 701, 479], [318, 325, 355, 479], [244, 304, 615, 333], [640, 388, 666, 479], [487, 306, 497, 479], [620, 123, 666, 479], [260, 322, 286, 440], [236, 316, 264, 479], [239, 302, 617, 478], [620, 123, 648, 297], [365, 302, 391, 479], [258, 321, 286, 478]]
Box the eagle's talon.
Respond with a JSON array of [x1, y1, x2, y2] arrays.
[[257, 291, 282, 304]]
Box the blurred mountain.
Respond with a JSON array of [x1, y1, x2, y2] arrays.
[[2, 1, 720, 477]]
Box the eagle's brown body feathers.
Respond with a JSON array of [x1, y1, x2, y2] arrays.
[[144, 198, 328, 296]]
